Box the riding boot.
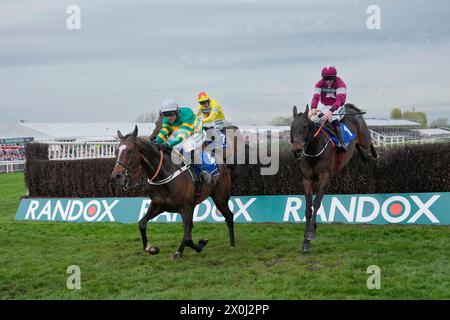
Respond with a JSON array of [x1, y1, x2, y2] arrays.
[[332, 120, 347, 152]]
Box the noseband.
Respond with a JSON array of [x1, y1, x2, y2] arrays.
[[115, 144, 164, 191], [293, 122, 330, 159]]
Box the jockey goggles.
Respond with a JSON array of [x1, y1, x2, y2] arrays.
[[323, 75, 336, 81], [162, 111, 177, 117], [199, 100, 210, 105]]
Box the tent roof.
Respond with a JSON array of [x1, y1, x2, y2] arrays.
[[0, 123, 53, 141], [365, 119, 420, 127], [415, 128, 450, 136], [0, 122, 155, 142]]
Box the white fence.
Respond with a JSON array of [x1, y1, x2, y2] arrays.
[[35, 132, 448, 162], [370, 130, 405, 146], [47, 142, 119, 160], [0, 160, 26, 173]]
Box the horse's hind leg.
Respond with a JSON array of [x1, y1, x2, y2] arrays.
[[355, 116, 378, 160], [139, 203, 162, 255], [356, 144, 370, 162], [211, 173, 235, 247], [370, 144, 378, 159], [212, 196, 235, 247]]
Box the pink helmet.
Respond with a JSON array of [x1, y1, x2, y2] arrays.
[[321, 66, 337, 78]]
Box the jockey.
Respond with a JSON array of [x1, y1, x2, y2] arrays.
[[155, 98, 218, 184], [309, 66, 348, 152], [195, 91, 227, 148]]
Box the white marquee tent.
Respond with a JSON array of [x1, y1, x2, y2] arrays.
[[0, 122, 156, 143]]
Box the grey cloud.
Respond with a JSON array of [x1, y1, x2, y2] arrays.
[[1, 0, 450, 123]]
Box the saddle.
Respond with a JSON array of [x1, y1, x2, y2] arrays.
[[315, 121, 356, 148], [172, 148, 219, 197]]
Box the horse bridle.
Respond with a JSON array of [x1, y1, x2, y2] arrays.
[[294, 122, 329, 159], [114, 143, 164, 191]]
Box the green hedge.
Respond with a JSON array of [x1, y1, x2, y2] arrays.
[[25, 142, 450, 197]]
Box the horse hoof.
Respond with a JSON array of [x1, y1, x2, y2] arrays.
[[302, 243, 312, 253], [172, 251, 182, 260], [305, 232, 316, 241], [144, 245, 159, 255], [199, 239, 209, 247]]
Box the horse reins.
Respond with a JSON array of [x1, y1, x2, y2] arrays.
[[115, 144, 191, 190], [301, 123, 334, 158], [146, 150, 163, 183], [115, 146, 163, 190]]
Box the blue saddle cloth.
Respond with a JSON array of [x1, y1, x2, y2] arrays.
[[205, 131, 227, 149], [179, 149, 220, 177], [194, 151, 219, 177], [316, 122, 356, 147]]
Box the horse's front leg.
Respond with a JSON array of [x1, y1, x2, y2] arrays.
[[139, 202, 161, 255], [173, 206, 207, 260], [308, 171, 330, 240], [302, 179, 314, 252]]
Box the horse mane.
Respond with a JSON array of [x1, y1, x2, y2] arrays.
[[150, 114, 163, 140]]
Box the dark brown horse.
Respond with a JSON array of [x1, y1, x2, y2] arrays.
[[291, 103, 377, 252], [150, 114, 249, 181], [111, 125, 235, 260]]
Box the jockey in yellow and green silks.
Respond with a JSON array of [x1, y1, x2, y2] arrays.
[[155, 98, 218, 184], [155, 99, 203, 148]]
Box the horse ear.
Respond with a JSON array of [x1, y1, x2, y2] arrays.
[[117, 130, 124, 140], [293, 106, 298, 119], [304, 104, 309, 115], [131, 125, 138, 138]]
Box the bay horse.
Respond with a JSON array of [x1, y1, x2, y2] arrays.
[[111, 125, 235, 260], [291, 103, 377, 252], [150, 114, 249, 181]]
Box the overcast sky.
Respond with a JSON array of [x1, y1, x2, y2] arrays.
[[1, 0, 449, 124]]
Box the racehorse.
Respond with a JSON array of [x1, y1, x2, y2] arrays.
[[150, 114, 249, 181], [111, 125, 235, 260], [290, 103, 377, 252]]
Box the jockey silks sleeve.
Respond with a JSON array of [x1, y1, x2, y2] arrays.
[[196, 99, 226, 124]]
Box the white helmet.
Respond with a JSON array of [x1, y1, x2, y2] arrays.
[[160, 98, 179, 114]]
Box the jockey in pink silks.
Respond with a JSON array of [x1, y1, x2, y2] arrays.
[[309, 66, 348, 152]]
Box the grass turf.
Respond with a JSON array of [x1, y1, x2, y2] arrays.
[[0, 172, 449, 299]]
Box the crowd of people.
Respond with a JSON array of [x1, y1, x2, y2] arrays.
[[0, 147, 26, 161], [242, 130, 291, 144]]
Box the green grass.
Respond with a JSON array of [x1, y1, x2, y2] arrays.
[[0, 172, 449, 299]]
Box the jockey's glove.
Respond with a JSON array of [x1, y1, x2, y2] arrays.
[[157, 143, 173, 152]]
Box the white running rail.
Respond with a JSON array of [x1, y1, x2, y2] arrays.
[[0, 160, 26, 173], [370, 130, 405, 146], [47, 142, 119, 160]]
